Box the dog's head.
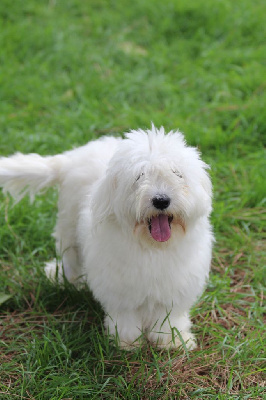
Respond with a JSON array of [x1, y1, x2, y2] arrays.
[[91, 126, 212, 247]]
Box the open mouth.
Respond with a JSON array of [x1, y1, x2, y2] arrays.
[[147, 214, 173, 242]]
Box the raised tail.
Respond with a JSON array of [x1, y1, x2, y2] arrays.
[[0, 152, 66, 202]]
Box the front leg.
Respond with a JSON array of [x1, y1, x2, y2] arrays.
[[104, 310, 143, 350], [147, 306, 196, 350]]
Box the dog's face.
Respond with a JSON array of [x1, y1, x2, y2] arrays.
[[92, 128, 212, 247]]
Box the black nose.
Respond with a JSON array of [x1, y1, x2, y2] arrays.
[[152, 194, 171, 210]]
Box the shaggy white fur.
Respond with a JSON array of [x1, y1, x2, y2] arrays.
[[0, 126, 214, 350]]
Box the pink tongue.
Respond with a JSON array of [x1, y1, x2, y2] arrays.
[[150, 214, 171, 242]]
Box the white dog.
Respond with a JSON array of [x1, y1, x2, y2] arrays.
[[0, 126, 213, 349]]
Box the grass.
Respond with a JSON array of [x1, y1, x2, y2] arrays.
[[0, 0, 265, 398]]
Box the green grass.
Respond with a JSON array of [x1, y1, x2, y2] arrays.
[[0, 0, 265, 398]]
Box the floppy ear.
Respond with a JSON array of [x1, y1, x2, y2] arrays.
[[193, 164, 212, 217], [91, 171, 117, 225], [201, 164, 212, 196], [186, 159, 212, 219], [201, 167, 212, 213]]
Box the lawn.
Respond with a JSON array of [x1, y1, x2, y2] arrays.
[[0, 0, 265, 398]]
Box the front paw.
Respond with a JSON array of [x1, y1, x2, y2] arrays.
[[117, 338, 143, 350], [149, 330, 197, 350], [108, 332, 144, 351], [104, 313, 143, 351]]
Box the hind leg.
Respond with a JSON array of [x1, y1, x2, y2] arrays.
[[46, 216, 84, 286], [44, 259, 64, 283], [46, 182, 85, 286], [61, 246, 84, 284], [44, 247, 84, 287]]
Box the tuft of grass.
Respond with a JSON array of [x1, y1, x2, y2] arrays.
[[0, 0, 265, 398]]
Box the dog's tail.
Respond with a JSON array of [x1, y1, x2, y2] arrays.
[[0, 152, 66, 202]]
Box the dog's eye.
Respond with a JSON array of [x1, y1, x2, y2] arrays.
[[136, 172, 144, 181], [172, 170, 183, 179]]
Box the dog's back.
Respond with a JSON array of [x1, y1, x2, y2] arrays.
[[0, 135, 120, 283]]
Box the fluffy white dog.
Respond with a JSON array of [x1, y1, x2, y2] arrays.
[[0, 126, 213, 350]]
